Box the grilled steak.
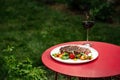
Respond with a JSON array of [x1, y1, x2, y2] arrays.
[[60, 45, 91, 54]]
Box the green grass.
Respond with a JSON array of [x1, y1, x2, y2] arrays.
[[0, 0, 120, 79]]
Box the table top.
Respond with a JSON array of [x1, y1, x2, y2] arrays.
[[42, 41, 120, 78]]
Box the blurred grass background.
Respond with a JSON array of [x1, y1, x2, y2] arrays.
[[0, 0, 120, 79]]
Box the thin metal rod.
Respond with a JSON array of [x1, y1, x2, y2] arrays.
[[86, 29, 89, 42], [67, 76, 71, 80], [78, 77, 89, 80], [55, 72, 58, 80]]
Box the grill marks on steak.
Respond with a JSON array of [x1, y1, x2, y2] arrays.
[[60, 46, 91, 54], [60, 46, 78, 53]]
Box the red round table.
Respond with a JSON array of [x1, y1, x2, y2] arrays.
[[42, 41, 120, 79]]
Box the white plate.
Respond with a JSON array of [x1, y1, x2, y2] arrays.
[[50, 44, 99, 64]]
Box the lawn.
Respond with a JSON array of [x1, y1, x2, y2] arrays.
[[0, 0, 120, 80]]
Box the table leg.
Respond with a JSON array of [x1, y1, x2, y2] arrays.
[[55, 72, 58, 80], [67, 76, 71, 80], [78, 77, 89, 80]]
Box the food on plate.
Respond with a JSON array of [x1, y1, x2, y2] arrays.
[[52, 45, 92, 60]]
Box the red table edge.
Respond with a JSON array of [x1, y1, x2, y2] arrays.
[[41, 41, 120, 78]]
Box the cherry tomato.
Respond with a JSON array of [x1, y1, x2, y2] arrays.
[[69, 53, 75, 59]]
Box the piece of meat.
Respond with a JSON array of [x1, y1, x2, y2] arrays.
[[60, 45, 91, 54]]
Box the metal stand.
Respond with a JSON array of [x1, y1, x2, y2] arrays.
[[67, 76, 71, 80], [55, 72, 58, 80], [78, 77, 89, 80]]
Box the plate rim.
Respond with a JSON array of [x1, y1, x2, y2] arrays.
[[50, 44, 99, 64]]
